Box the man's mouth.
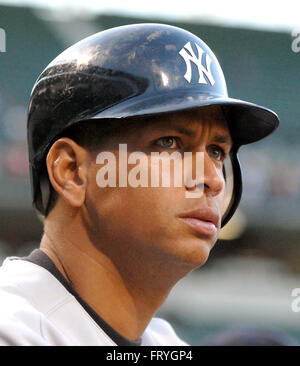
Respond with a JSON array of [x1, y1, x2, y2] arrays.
[[178, 208, 219, 237]]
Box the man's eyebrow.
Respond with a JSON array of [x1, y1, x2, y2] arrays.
[[155, 121, 196, 137], [164, 125, 232, 145], [212, 134, 233, 147], [170, 125, 196, 137], [151, 121, 232, 146]]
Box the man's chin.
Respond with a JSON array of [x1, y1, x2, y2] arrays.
[[166, 236, 215, 270]]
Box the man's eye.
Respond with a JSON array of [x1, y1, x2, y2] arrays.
[[155, 136, 180, 149], [208, 145, 226, 162]]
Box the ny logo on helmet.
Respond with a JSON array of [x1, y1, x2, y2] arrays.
[[179, 42, 215, 86]]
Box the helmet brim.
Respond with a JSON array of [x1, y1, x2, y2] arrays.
[[90, 91, 279, 146]]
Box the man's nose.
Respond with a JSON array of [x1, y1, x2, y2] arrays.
[[203, 152, 224, 197], [185, 151, 224, 197]]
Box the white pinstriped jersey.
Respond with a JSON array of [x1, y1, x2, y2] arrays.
[[0, 250, 188, 346]]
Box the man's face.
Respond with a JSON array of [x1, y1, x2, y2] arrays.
[[83, 106, 232, 270]]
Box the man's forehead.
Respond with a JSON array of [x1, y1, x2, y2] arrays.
[[118, 106, 232, 144], [141, 106, 233, 148]]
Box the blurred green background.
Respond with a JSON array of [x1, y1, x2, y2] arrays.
[[0, 2, 299, 345]]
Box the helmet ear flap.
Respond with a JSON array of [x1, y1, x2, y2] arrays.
[[32, 166, 51, 216], [39, 172, 51, 216], [221, 149, 243, 227], [222, 164, 226, 182]]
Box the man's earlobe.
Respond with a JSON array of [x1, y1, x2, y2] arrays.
[[46, 138, 88, 209]]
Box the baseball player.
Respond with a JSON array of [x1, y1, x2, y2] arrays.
[[0, 23, 279, 346]]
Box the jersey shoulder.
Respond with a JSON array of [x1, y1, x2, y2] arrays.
[[0, 256, 75, 345], [142, 317, 189, 346], [0, 257, 189, 346]]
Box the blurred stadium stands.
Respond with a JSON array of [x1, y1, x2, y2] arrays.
[[0, 4, 299, 345]]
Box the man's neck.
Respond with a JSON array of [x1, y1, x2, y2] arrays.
[[39, 225, 188, 341]]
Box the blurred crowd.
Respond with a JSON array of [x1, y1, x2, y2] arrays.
[[0, 92, 28, 180]]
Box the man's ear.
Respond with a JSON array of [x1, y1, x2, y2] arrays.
[[46, 138, 89, 209]]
